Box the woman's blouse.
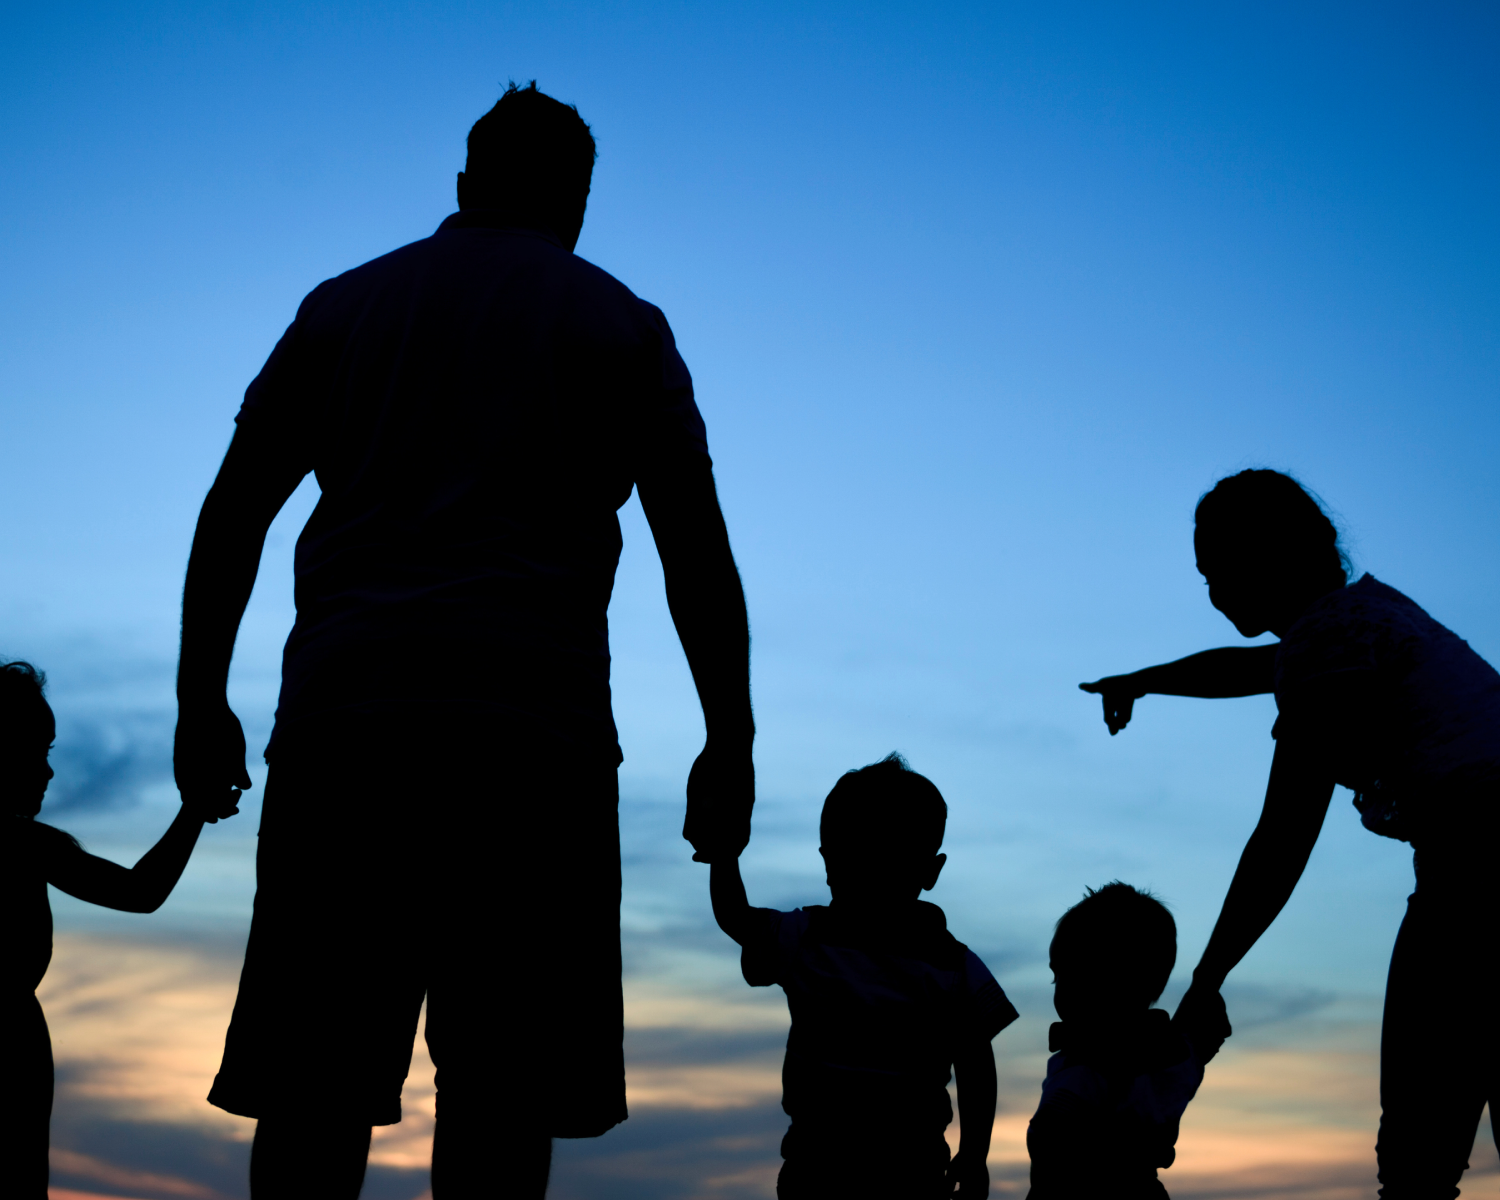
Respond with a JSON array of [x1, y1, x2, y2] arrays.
[[1274, 574, 1500, 842]]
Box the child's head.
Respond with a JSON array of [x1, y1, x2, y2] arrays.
[[1194, 469, 1348, 637], [0, 661, 55, 818], [819, 753, 948, 906], [1050, 882, 1176, 1023]]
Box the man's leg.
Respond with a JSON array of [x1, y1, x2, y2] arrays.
[[431, 1113, 551, 1198], [250, 1118, 372, 1199]]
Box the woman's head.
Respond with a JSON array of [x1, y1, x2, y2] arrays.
[[1194, 470, 1348, 637], [0, 661, 55, 817]]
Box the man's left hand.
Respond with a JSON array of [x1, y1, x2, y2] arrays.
[[683, 740, 754, 863]]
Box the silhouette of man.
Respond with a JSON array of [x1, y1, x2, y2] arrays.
[[174, 83, 755, 1199]]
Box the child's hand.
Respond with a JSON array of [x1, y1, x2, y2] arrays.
[[946, 1149, 989, 1198], [1079, 674, 1145, 734]]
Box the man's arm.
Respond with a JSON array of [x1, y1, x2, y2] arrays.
[[1178, 739, 1335, 1017], [175, 424, 308, 813], [949, 1043, 997, 1197], [1080, 644, 1278, 734], [638, 458, 754, 863]]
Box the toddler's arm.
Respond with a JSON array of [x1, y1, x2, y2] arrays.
[[709, 856, 757, 945], [948, 1040, 997, 1197], [1080, 643, 1277, 734], [44, 801, 213, 913]]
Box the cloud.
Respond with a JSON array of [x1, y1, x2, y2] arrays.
[[47, 710, 175, 813], [35, 932, 1499, 1200]]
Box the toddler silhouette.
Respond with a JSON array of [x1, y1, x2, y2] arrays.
[[1027, 883, 1226, 1200], [1, 661, 234, 1198], [711, 753, 1017, 1199]]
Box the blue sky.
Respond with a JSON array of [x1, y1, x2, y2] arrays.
[[4, 3, 1498, 1197]]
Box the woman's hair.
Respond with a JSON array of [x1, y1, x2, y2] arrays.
[[1195, 469, 1349, 590]]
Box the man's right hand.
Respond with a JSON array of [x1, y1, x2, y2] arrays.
[[683, 740, 754, 864], [1079, 674, 1146, 734], [174, 701, 252, 823]]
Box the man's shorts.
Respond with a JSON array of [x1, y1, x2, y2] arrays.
[[207, 710, 627, 1137]]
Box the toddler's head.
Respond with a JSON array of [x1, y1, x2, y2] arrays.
[[0, 661, 55, 818], [819, 753, 947, 909], [1050, 882, 1175, 1025], [1194, 469, 1348, 637]]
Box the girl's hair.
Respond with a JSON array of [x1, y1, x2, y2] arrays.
[[1195, 469, 1349, 591], [0, 660, 48, 718]]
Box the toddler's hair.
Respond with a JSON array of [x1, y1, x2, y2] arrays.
[[1051, 881, 1176, 1007], [820, 752, 947, 859], [1194, 469, 1349, 591], [1, 660, 48, 728]]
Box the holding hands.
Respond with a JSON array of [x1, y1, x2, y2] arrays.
[[174, 701, 252, 823]]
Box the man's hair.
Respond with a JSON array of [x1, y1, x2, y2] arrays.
[[1051, 881, 1176, 1006], [0, 660, 49, 738], [465, 81, 596, 220], [820, 753, 947, 859]]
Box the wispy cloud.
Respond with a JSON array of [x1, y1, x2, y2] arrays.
[[35, 932, 1499, 1200]]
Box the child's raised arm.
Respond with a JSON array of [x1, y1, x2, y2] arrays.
[[1080, 643, 1277, 734], [43, 801, 215, 913], [709, 855, 758, 946], [948, 1040, 997, 1197]]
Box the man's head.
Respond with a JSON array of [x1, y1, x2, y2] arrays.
[[458, 81, 597, 250], [0, 660, 55, 818], [1050, 882, 1176, 1024], [819, 753, 948, 907]]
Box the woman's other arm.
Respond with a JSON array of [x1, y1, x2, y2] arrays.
[[1080, 643, 1278, 734], [45, 803, 210, 913], [1179, 738, 1335, 1011]]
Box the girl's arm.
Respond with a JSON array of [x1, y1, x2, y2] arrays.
[[45, 803, 210, 913], [949, 1043, 997, 1196], [1179, 739, 1335, 1012], [1080, 643, 1278, 734]]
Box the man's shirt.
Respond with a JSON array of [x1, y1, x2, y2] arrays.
[[740, 901, 1018, 1140], [236, 211, 709, 760]]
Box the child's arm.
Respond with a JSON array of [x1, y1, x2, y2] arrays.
[[709, 855, 757, 946], [44, 802, 212, 913], [1080, 643, 1278, 734], [948, 1041, 997, 1197]]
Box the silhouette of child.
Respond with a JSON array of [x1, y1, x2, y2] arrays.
[[1, 661, 233, 1198], [711, 754, 1017, 1199], [1027, 883, 1226, 1200]]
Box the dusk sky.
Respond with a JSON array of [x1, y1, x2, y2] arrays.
[[4, 3, 1498, 1198]]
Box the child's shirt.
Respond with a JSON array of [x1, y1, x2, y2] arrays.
[[1026, 1008, 1226, 1200], [3, 818, 67, 994], [739, 900, 1017, 1140], [1274, 574, 1500, 842]]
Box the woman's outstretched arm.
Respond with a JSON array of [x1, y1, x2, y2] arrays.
[[1182, 739, 1335, 1007], [1080, 643, 1278, 733]]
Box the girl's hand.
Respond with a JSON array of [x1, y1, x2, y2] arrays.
[[1079, 674, 1146, 734]]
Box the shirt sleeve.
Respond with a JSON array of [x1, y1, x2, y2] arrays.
[[1273, 591, 1384, 746], [740, 907, 793, 988], [234, 281, 336, 462], [632, 300, 711, 470], [961, 950, 1020, 1042]]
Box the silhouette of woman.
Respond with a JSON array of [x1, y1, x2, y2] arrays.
[[1080, 469, 1499, 1199]]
